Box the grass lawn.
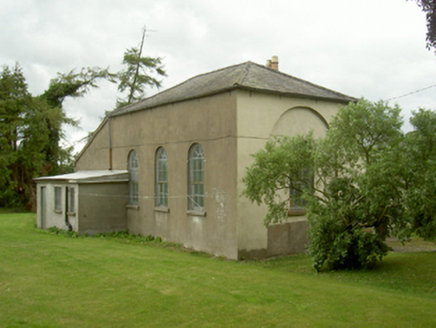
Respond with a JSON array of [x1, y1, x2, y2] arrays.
[[1, 213, 435, 327]]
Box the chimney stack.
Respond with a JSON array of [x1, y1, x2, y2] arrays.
[[271, 56, 279, 71], [266, 56, 279, 71]]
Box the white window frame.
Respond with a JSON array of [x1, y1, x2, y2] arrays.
[[68, 187, 76, 213], [155, 147, 168, 208], [188, 144, 205, 212], [54, 186, 62, 212], [128, 150, 139, 204]]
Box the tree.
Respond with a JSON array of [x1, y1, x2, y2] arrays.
[[305, 100, 407, 271], [0, 64, 115, 209], [116, 27, 166, 108], [39, 67, 116, 175], [0, 64, 35, 207], [243, 99, 436, 271], [242, 133, 317, 227], [410, 0, 436, 52], [403, 108, 436, 241]]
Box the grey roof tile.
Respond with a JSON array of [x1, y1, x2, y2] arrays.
[[110, 61, 356, 117]]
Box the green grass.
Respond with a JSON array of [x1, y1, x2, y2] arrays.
[[1, 213, 436, 327]]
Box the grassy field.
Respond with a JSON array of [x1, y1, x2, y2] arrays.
[[1, 213, 435, 327]]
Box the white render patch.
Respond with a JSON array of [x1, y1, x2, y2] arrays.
[[34, 170, 129, 184]]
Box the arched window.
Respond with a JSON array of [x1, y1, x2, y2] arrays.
[[188, 144, 205, 211], [155, 147, 168, 207], [128, 150, 138, 204], [289, 168, 313, 216]]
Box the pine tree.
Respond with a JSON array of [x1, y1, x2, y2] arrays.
[[116, 27, 166, 108]]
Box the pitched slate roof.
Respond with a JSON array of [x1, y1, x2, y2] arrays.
[[110, 61, 356, 117]]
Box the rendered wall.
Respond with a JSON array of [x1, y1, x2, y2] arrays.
[[36, 183, 78, 232], [75, 120, 112, 170], [267, 219, 309, 256], [75, 92, 239, 259], [78, 182, 128, 235]]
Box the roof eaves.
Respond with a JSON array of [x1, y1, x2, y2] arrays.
[[108, 61, 357, 118], [245, 61, 358, 102], [233, 84, 358, 104], [274, 69, 358, 102], [109, 84, 356, 119]]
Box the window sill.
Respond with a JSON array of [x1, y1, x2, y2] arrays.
[[154, 207, 170, 213], [288, 209, 306, 217], [54, 210, 62, 214], [187, 210, 206, 217], [67, 212, 76, 216], [126, 204, 139, 210]]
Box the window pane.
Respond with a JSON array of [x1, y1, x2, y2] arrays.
[[155, 148, 168, 207], [188, 144, 204, 211], [128, 151, 139, 204], [132, 183, 138, 203], [54, 187, 62, 211], [129, 151, 138, 169], [69, 187, 75, 212], [290, 169, 313, 211]]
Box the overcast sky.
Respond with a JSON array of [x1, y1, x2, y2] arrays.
[[1, 0, 436, 152]]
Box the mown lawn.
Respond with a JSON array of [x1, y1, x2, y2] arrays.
[[0, 213, 435, 327]]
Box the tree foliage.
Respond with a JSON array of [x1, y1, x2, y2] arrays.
[[42, 67, 116, 109], [0, 64, 36, 207], [242, 133, 317, 226], [410, 0, 436, 52], [0, 64, 113, 209], [403, 108, 436, 240], [243, 99, 436, 271], [39, 67, 116, 175], [116, 27, 166, 108]]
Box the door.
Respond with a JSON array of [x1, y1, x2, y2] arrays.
[[41, 186, 46, 229]]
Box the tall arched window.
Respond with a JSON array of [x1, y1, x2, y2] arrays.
[[128, 150, 138, 204], [289, 168, 313, 216], [188, 144, 204, 212], [155, 147, 168, 207]]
